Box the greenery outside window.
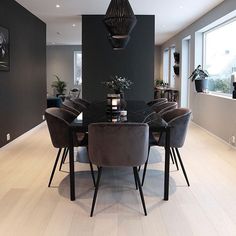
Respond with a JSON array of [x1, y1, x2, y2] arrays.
[[204, 18, 236, 96]]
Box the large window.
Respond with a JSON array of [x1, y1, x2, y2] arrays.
[[163, 49, 169, 84], [204, 18, 236, 95], [74, 51, 82, 86]]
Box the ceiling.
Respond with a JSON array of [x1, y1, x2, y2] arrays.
[[16, 0, 224, 45]]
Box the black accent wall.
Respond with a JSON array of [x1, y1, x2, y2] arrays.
[[0, 0, 46, 147], [82, 15, 154, 102]]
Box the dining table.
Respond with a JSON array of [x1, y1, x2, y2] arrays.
[[68, 100, 171, 201]]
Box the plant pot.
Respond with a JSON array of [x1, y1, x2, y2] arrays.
[[173, 65, 179, 76], [195, 79, 208, 93], [174, 52, 180, 64]]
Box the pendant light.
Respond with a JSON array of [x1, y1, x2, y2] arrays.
[[103, 0, 137, 49]]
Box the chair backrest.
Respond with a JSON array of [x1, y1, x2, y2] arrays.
[[157, 108, 191, 148], [61, 99, 85, 116], [142, 112, 167, 129], [146, 98, 167, 107], [88, 123, 149, 167], [45, 108, 79, 148], [152, 102, 178, 115], [72, 98, 90, 108], [69, 88, 81, 99]]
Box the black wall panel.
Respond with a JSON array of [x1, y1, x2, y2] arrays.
[[82, 15, 154, 102], [0, 0, 46, 147]]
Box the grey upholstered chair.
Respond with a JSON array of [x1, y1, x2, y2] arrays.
[[142, 108, 191, 186], [61, 99, 86, 116], [151, 101, 178, 115], [88, 123, 149, 217], [146, 98, 167, 107], [72, 97, 90, 109], [45, 108, 95, 187]]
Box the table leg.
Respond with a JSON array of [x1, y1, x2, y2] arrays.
[[164, 127, 170, 200], [69, 128, 75, 201]]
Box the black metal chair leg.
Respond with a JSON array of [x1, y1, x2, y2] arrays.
[[133, 168, 138, 190], [90, 167, 102, 217], [59, 147, 67, 171], [87, 146, 96, 187], [64, 147, 69, 162], [171, 148, 179, 170], [141, 145, 151, 186], [48, 148, 62, 187], [175, 148, 190, 186], [138, 166, 141, 171], [133, 167, 147, 216], [89, 161, 96, 187], [170, 148, 175, 164]]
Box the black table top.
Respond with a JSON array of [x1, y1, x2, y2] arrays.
[[70, 100, 167, 132]]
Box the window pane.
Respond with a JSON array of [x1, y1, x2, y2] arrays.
[[204, 19, 236, 94], [163, 49, 169, 84], [74, 51, 82, 85], [170, 47, 175, 87]]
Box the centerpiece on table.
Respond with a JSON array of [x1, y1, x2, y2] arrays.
[[102, 75, 133, 114], [102, 75, 133, 99]]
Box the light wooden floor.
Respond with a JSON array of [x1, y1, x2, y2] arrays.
[[1, 122, 236, 236]]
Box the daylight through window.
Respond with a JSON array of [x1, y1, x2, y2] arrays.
[[204, 18, 236, 95], [74, 51, 82, 86]]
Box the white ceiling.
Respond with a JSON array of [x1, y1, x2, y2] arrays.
[[16, 0, 224, 45]]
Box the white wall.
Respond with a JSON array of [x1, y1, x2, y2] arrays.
[[46, 45, 82, 96], [160, 0, 236, 143]]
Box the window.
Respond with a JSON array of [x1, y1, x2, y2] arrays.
[[163, 49, 169, 84], [170, 47, 176, 87], [74, 51, 82, 85], [204, 18, 236, 95]]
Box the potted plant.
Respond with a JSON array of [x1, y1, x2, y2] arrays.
[[188, 65, 209, 92], [155, 79, 164, 87], [51, 75, 67, 96], [102, 75, 133, 98]]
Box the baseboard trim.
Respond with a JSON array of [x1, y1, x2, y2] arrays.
[[1, 122, 46, 150], [191, 121, 236, 149]]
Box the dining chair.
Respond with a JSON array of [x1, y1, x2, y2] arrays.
[[151, 101, 178, 115], [146, 98, 167, 107], [142, 108, 192, 186], [72, 97, 91, 109], [61, 99, 86, 116], [45, 107, 95, 187], [88, 123, 149, 217]]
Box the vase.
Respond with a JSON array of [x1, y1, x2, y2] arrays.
[[114, 91, 126, 109], [114, 90, 124, 99]]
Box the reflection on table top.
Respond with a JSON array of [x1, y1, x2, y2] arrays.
[[70, 100, 167, 131]]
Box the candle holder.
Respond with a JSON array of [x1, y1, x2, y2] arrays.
[[107, 94, 121, 113], [106, 113, 121, 122]]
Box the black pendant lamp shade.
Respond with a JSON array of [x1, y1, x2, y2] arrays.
[[104, 0, 137, 49], [108, 35, 130, 50]]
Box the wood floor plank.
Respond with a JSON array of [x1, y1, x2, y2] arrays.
[[0, 122, 236, 235]]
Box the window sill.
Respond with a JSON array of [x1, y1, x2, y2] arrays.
[[196, 91, 235, 101]]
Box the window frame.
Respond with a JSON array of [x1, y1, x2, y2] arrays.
[[203, 17, 236, 96]]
